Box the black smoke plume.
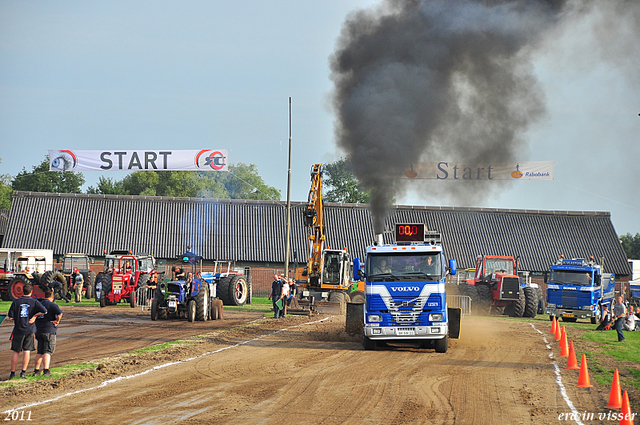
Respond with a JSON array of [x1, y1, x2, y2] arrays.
[[330, 0, 572, 233]]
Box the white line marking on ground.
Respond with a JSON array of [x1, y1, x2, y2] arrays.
[[530, 323, 585, 425], [3, 316, 333, 414]]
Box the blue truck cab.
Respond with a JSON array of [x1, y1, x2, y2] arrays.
[[545, 257, 615, 323], [353, 224, 460, 353]]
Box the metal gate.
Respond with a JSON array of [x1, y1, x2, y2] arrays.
[[447, 295, 472, 316]]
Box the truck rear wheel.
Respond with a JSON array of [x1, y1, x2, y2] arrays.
[[435, 335, 449, 353], [523, 287, 538, 318]]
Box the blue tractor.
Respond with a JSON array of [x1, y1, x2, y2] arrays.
[[151, 251, 224, 322]]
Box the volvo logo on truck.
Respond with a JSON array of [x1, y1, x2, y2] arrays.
[[390, 286, 420, 292]]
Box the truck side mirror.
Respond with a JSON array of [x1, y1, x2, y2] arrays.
[[353, 257, 362, 280], [449, 259, 457, 276], [595, 274, 601, 286]]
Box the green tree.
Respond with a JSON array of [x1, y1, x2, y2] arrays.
[[87, 176, 126, 195], [223, 163, 280, 200], [620, 233, 640, 259], [94, 163, 280, 201], [12, 156, 85, 194], [323, 158, 370, 204], [0, 158, 12, 209]]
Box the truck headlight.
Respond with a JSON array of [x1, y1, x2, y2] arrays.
[[547, 303, 555, 308], [429, 313, 443, 322], [368, 314, 382, 322]]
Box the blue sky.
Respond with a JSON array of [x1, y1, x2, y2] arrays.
[[1, 1, 639, 236]]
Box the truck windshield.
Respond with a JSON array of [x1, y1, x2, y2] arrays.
[[367, 253, 441, 281], [550, 270, 593, 286]]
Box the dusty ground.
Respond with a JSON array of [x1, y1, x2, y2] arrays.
[[0, 310, 625, 424]]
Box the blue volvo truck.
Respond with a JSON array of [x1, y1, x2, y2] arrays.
[[353, 223, 461, 353], [545, 257, 615, 324]]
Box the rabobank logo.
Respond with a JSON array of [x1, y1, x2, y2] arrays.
[[390, 286, 420, 292], [511, 163, 523, 179], [195, 150, 227, 171]]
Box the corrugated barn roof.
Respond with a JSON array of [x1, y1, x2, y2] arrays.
[[3, 191, 631, 275], [0, 209, 8, 236]]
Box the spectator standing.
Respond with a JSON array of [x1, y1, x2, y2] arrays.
[[33, 289, 62, 376], [268, 275, 283, 319], [72, 269, 84, 303], [6, 283, 47, 380], [146, 273, 158, 309], [625, 306, 638, 331], [595, 304, 611, 330], [281, 278, 290, 317], [613, 296, 627, 342], [287, 278, 298, 307]]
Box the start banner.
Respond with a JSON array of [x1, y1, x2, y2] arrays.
[[48, 149, 229, 172], [401, 161, 554, 180]]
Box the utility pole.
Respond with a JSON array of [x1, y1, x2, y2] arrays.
[[284, 97, 292, 278]]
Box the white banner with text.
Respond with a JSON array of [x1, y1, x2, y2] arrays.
[[48, 149, 229, 172], [400, 161, 554, 180]]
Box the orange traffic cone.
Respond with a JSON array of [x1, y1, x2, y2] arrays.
[[560, 326, 569, 357], [565, 340, 579, 369], [550, 316, 557, 335], [555, 320, 562, 341], [606, 368, 622, 409], [577, 354, 593, 388], [619, 390, 634, 425]]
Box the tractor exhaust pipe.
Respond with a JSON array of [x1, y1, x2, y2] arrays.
[[374, 233, 383, 246]]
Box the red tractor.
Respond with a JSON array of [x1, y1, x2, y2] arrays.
[[461, 255, 537, 317], [99, 254, 156, 308]]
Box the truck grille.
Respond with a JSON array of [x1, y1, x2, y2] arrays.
[[562, 292, 578, 307], [386, 296, 425, 325], [500, 277, 520, 300]]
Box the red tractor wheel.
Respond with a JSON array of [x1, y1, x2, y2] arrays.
[[9, 276, 29, 300]]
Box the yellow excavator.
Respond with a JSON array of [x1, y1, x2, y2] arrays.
[[291, 164, 364, 315]]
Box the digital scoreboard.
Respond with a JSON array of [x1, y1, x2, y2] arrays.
[[394, 223, 425, 243]]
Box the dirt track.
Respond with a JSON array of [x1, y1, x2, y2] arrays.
[[0, 309, 615, 424]]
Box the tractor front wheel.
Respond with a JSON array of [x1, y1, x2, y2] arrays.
[[187, 300, 196, 322]]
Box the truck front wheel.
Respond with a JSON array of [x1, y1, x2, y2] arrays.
[[363, 336, 377, 351], [435, 335, 449, 353]]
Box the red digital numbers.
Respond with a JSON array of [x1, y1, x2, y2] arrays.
[[394, 223, 424, 242], [398, 225, 417, 236]]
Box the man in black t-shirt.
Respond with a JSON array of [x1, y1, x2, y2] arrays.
[[6, 283, 47, 380], [33, 289, 63, 377], [268, 275, 283, 318]]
